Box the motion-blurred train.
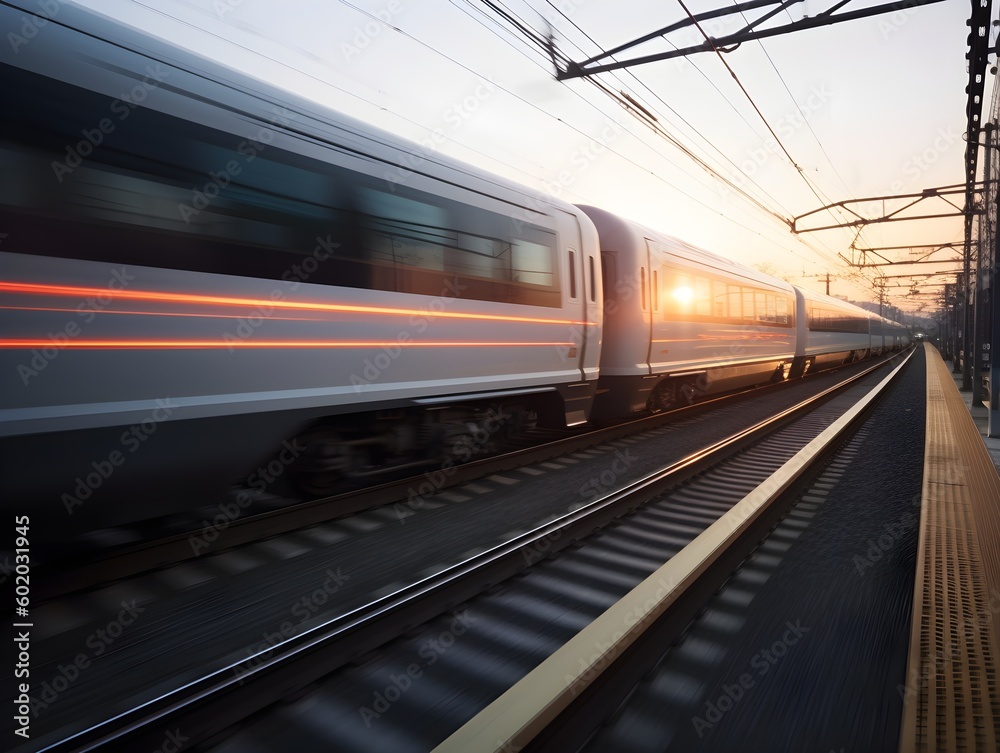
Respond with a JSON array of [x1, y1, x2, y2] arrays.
[[0, 1, 909, 525]]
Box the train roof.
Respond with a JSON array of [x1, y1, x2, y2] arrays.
[[796, 287, 869, 311], [577, 205, 795, 293], [2, 0, 576, 224]]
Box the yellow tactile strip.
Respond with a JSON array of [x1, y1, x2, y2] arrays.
[[900, 344, 1000, 752]]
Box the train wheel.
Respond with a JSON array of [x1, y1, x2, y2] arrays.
[[647, 379, 693, 413], [768, 362, 789, 383], [287, 427, 351, 497]]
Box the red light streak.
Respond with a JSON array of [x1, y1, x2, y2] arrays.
[[0, 282, 594, 326], [0, 305, 325, 322], [0, 339, 575, 350]]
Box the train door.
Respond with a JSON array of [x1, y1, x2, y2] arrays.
[[643, 240, 656, 373], [559, 209, 601, 383]]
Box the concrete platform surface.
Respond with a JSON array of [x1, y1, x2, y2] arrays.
[[946, 358, 1000, 472]]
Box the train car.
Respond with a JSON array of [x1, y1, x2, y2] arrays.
[[885, 317, 912, 350], [869, 314, 888, 356], [579, 206, 797, 418], [792, 287, 873, 375], [0, 2, 602, 522]]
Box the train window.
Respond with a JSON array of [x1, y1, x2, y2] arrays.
[[568, 250, 577, 299], [358, 187, 557, 304], [512, 240, 555, 288], [640, 267, 647, 310], [728, 286, 742, 320], [652, 269, 659, 311], [754, 292, 767, 322], [664, 270, 693, 315], [695, 277, 710, 316], [589, 256, 597, 302], [652, 265, 791, 327], [807, 305, 866, 333], [713, 280, 727, 318], [1, 63, 560, 307]]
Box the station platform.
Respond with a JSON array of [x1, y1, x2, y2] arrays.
[[946, 357, 1000, 472], [900, 344, 1000, 752]]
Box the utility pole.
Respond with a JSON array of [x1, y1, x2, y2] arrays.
[[963, 191, 974, 391], [975, 123, 993, 403], [803, 272, 836, 296], [955, 273, 965, 374], [989, 126, 1000, 435]]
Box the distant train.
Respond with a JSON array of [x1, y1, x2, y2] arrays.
[[579, 205, 909, 421], [0, 1, 909, 527]]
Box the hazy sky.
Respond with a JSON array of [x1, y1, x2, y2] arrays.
[[74, 0, 985, 312]]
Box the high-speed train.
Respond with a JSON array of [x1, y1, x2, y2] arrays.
[[0, 1, 909, 527]]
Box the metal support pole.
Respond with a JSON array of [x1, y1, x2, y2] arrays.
[[975, 124, 992, 404], [964, 214, 974, 390], [990, 272, 999, 434], [955, 276, 963, 373], [990, 128, 1000, 435]]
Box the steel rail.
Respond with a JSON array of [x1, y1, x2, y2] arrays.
[[36, 352, 904, 602], [436, 349, 915, 753], [38, 348, 912, 753]]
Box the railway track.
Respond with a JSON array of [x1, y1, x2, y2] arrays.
[[27, 347, 914, 753], [35, 352, 910, 602]]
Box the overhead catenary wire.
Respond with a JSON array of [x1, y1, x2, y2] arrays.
[[534, 0, 799, 222], [151, 0, 795, 244], [675, 0, 881, 289], [458, 0, 799, 224], [331, 0, 816, 242], [446, 0, 848, 272], [454, 0, 843, 268], [524, 0, 861, 278], [726, 0, 884, 288], [134, 0, 866, 290]]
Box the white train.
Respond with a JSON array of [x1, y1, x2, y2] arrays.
[[0, 1, 909, 526], [579, 206, 909, 420]]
